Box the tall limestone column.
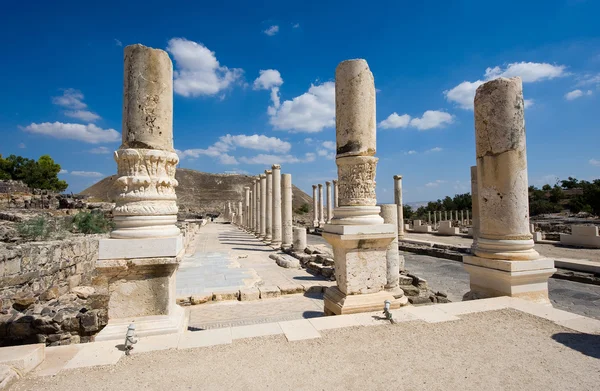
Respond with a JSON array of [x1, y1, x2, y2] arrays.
[[265, 169, 273, 242], [254, 177, 260, 234], [464, 77, 554, 303], [380, 204, 405, 296], [271, 164, 282, 247], [281, 173, 293, 249], [393, 175, 404, 239], [259, 174, 267, 239], [428, 211, 431, 224], [326, 181, 333, 224], [238, 200, 243, 226], [312, 185, 319, 227], [95, 44, 185, 341], [318, 184, 325, 226], [332, 179, 339, 208], [244, 187, 250, 230], [322, 59, 406, 315]]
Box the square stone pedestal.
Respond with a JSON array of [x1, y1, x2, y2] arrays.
[[463, 256, 556, 304], [322, 224, 403, 315], [93, 235, 187, 341]]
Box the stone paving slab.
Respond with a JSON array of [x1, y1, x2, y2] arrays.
[[33, 345, 81, 377], [230, 323, 284, 340], [177, 328, 232, 350], [62, 341, 123, 370], [279, 319, 321, 341]]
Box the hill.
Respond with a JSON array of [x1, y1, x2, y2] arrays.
[[80, 168, 313, 217]]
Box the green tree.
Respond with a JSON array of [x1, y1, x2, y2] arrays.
[[0, 154, 67, 192], [403, 205, 414, 219]]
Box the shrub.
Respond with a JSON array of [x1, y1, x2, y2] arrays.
[[71, 211, 114, 234], [17, 216, 59, 240], [297, 203, 310, 214]]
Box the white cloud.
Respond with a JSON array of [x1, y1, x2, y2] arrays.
[[379, 112, 411, 129], [89, 146, 111, 154], [409, 111, 454, 130], [404, 150, 417, 155], [445, 62, 567, 110], [321, 141, 335, 150], [317, 149, 335, 160], [524, 99, 535, 108], [239, 153, 315, 165], [589, 159, 600, 167], [253, 69, 283, 90], [426, 147, 443, 153], [52, 89, 87, 109], [576, 73, 600, 87], [269, 82, 335, 133], [167, 38, 243, 97], [22, 122, 120, 144], [64, 110, 101, 122], [264, 25, 279, 36], [18, 143, 26, 149], [565, 89, 592, 100], [115, 39, 122, 47], [292, 23, 300, 28], [483, 62, 567, 82], [304, 138, 314, 144], [59, 169, 68, 174], [425, 179, 447, 188], [70, 171, 104, 178]]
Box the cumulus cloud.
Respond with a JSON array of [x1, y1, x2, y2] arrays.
[[167, 38, 243, 97], [317, 141, 336, 159], [70, 171, 104, 178], [576, 73, 600, 87], [239, 153, 315, 165], [425, 179, 447, 188], [426, 147, 443, 153], [89, 146, 111, 154], [292, 23, 300, 28], [524, 99, 535, 108], [18, 143, 26, 149], [269, 82, 335, 133], [404, 150, 417, 155], [52, 89, 101, 122], [22, 122, 120, 144], [379, 113, 411, 129], [409, 111, 454, 130], [114, 39, 123, 47], [253, 69, 283, 90], [445, 62, 567, 110], [263, 25, 279, 36], [59, 169, 68, 174], [565, 89, 593, 100], [589, 159, 600, 167], [321, 141, 335, 150]]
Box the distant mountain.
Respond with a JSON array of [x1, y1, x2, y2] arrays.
[[80, 168, 313, 216]]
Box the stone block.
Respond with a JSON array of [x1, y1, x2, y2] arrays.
[[98, 236, 183, 260], [560, 225, 600, 248], [212, 290, 240, 301], [258, 286, 281, 299], [0, 343, 45, 373], [278, 319, 321, 341], [278, 284, 304, 295], [398, 275, 413, 286], [190, 293, 212, 305], [239, 288, 260, 301]]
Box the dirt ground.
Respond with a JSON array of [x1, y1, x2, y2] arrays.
[[12, 309, 600, 391], [405, 233, 600, 261]]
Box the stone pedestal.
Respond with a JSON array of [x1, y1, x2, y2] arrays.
[[464, 76, 554, 304], [271, 165, 282, 247], [292, 227, 307, 252], [281, 174, 293, 249]]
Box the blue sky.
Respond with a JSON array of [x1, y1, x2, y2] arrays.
[[1, 0, 599, 203]]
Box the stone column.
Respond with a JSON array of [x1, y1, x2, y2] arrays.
[[444, 211, 447, 221], [464, 77, 554, 303], [322, 59, 406, 315], [380, 204, 405, 294], [260, 174, 267, 239], [312, 185, 319, 228], [467, 210, 470, 225], [293, 227, 307, 252], [271, 164, 282, 247], [318, 184, 325, 227], [281, 173, 293, 249], [238, 200, 243, 226], [95, 44, 185, 341], [332, 179, 339, 208], [428, 211, 431, 224], [393, 175, 404, 239], [265, 169, 273, 242], [433, 211, 437, 227], [254, 177, 260, 234], [460, 210, 464, 226], [450, 210, 453, 221], [326, 181, 333, 224], [244, 187, 250, 230]]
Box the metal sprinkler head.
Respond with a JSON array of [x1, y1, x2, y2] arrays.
[[124, 322, 138, 355], [383, 300, 394, 324]]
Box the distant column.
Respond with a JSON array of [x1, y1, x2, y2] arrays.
[[332, 179, 339, 208], [281, 173, 293, 249], [244, 187, 250, 229], [433, 211, 437, 227], [254, 177, 260, 234], [238, 200, 243, 226], [326, 181, 333, 224], [466, 209, 470, 225], [428, 211, 431, 225], [460, 210, 464, 225], [265, 169, 273, 242], [312, 185, 319, 227], [260, 173, 267, 238], [393, 175, 404, 239], [271, 164, 282, 247], [380, 204, 404, 293], [444, 210, 447, 221], [318, 184, 325, 226]]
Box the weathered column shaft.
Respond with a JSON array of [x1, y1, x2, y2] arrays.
[[111, 44, 179, 239], [428, 211, 431, 224], [244, 187, 250, 229], [271, 165, 282, 247], [281, 174, 293, 248], [393, 175, 404, 238], [260, 174, 267, 238], [326, 181, 333, 223], [254, 177, 260, 233], [293, 227, 307, 252], [380, 204, 402, 290], [265, 170, 273, 241], [312, 185, 319, 227], [238, 201, 243, 226], [332, 180, 339, 208], [318, 184, 325, 226], [444, 211, 448, 221]]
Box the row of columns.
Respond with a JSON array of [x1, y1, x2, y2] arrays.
[[426, 210, 471, 226], [229, 165, 293, 249], [312, 180, 338, 228]]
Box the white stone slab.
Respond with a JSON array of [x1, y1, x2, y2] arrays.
[[555, 317, 600, 334], [401, 306, 461, 323], [279, 319, 321, 341], [554, 258, 600, 274], [132, 333, 181, 355], [508, 298, 583, 322], [178, 328, 232, 350], [322, 223, 395, 236], [63, 341, 124, 370], [309, 314, 361, 330], [95, 305, 187, 341], [231, 323, 284, 340], [436, 297, 513, 316], [34, 345, 82, 377], [0, 343, 45, 373], [99, 235, 183, 260], [351, 311, 391, 327]]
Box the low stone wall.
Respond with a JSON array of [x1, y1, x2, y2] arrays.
[[0, 180, 30, 194]]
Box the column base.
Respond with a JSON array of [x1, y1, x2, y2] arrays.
[[463, 256, 555, 304], [324, 287, 407, 315]]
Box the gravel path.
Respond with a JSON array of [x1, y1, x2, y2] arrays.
[[13, 310, 600, 391]]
